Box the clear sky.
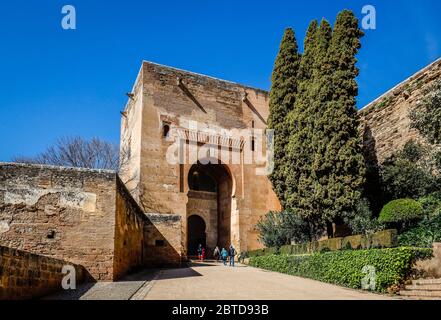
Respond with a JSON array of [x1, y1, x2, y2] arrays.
[[0, 0, 440, 161]]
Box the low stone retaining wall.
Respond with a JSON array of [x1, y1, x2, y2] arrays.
[[248, 229, 398, 257], [0, 246, 88, 300], [415, 242, 441, 278]]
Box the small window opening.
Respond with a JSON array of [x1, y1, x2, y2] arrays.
[[155, 240, 165, 247], [163, 123, 171, 138]]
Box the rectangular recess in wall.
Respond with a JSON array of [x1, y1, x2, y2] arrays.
[[179, 163, 184, 193]]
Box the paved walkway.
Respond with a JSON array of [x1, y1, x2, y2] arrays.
[[44, 261, 397, 300], [143, 261, 395, 300], [43, 269, 159, 300]]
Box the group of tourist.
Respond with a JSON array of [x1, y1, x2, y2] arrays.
[[197, 244, 237, 267]]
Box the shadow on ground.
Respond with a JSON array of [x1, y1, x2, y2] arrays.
[[42, 268, 159, 300]]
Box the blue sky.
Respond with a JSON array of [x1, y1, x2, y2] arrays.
[[0, 0, 440, 161]]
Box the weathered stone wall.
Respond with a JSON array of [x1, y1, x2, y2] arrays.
[[416, 242, 441, 278], [113, 178, 148, 279], [0, 163, 163, 282], [359, 58, 441, 164], [143, 213, 183, 267], [0, 163, 117, 281], [121, 61, 281, 254], [0, 245, 88, 300]]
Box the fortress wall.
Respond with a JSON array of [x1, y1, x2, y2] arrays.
[[0, 163, 151, 281], [359, 58, 441, 164]]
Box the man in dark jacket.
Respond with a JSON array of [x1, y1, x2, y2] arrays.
[[229, 245, 236, 267]]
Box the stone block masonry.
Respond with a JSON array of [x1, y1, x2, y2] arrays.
[[143, 213, 184, 267], [359, 58, 441, 164], [0, 245, 88, 300], [0, 163, 179, 282]]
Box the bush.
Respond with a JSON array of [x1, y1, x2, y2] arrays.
[[379, 199, 424, 230], [345, 198, 384, 235], [255, 210, 323, 248], [380, 140, 437, 200], [418, 192, 441, 218], [399, 215, 441, 248], [249, 247, 432, 293]]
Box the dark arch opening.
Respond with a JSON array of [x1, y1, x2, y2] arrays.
[[162, 123, 170, 138], [187, 215, 206, 256], [187, 160, 233, 255], [188, 166, 217, 192]]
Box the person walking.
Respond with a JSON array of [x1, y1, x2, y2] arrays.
[[213, 246, 220, 262], [229, 245, 236, 267], [197, 244, 202, 261], [201, 247, 206, 262], [221, 247, 228, 266]]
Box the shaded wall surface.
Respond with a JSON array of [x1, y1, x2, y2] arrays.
[[0, 245, 88, 300]]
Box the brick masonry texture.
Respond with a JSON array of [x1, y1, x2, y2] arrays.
[[0, 245, 87, 300]]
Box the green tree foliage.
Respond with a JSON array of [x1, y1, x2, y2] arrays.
[[398, 215, 441, 248], [267, 11, 367, 239], [379, 199, 424, 230], [268, 28, 301, 208], [312, 10, 366, 231], [285, 20, 330, 221], [381, 140, 438, 200], [409, 79, 441, 144], [284, 20, 317, 214], [255, 210, 324, 248], [344, 198, 384, 235]]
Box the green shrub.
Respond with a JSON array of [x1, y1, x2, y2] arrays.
[[418, 192, 441, 218], [255, 210, 323, 248], [247, 249, 265, 258], [379, 199, 424, 229], [249, 247, 432, 293], [380, 140, 437, 200], [399, 215, 441, 248], [345, 198, 384, 235]]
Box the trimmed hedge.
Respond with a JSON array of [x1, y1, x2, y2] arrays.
[[249, 247, 432, 293], [249, 229, 397, 257], [379, 199, 423, 224]]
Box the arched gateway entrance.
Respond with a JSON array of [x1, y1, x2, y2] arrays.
[[186, 160, 233, 257], [187, 215, 206, 256]]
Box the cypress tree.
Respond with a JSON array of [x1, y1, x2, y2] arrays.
[[285, 20, 333, 229], [312, 10, 366, 236], [284, 21, 318, 213], [268, 28, 301, 208]]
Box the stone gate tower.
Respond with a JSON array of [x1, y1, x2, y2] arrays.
[[120, 61, 281, 258]]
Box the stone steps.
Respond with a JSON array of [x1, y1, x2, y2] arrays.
[[399, 279, 441, 300], [412, 279, 441, 285]]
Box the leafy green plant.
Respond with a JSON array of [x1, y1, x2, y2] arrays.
[[379, 199, 424, 230], [398, 215, 441, 248], [381, 140, 437, 200], [344, 198, 384, 235], [418, 192, 441, 218], [255, 210, 324, 248], [249, 247, 432, 293]]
